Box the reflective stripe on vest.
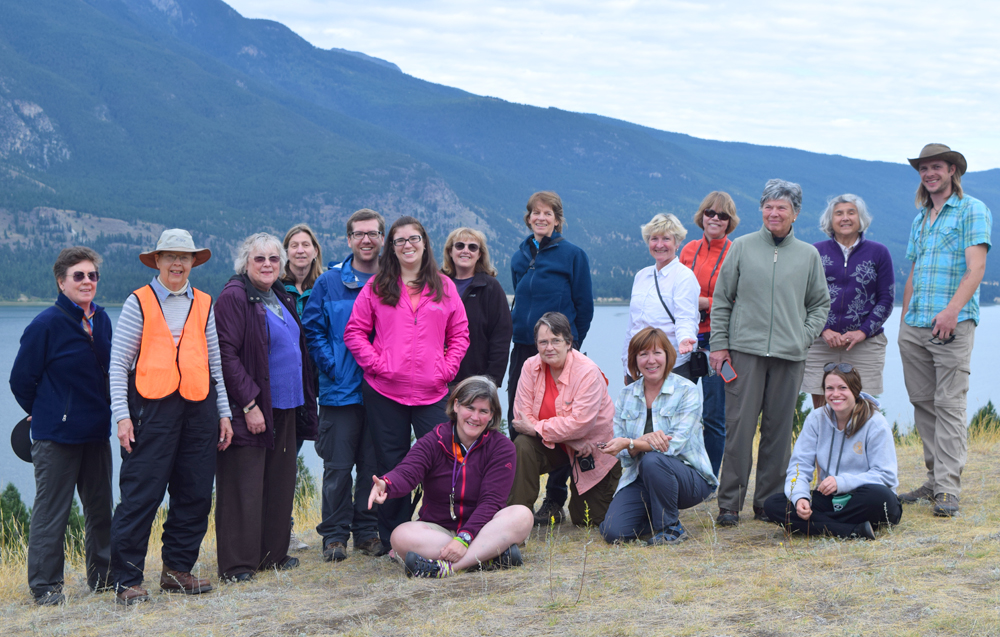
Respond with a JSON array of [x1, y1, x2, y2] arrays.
[[133, 284, 212, 401]]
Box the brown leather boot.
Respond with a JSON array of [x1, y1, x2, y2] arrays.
[[115, 585, 150, 606], [160, 569, 214, 595]]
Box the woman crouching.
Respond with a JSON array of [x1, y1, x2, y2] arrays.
[[599, 327, 717, 545], [368, 377, 532, 578], [763, 363, 901, 539]]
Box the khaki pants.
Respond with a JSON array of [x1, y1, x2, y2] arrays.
[[507, 435, 620, 526], [898, 320, 975, 497], [717, 351, 805, 512]]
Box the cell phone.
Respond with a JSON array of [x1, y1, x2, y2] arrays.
[[720, 359, 738, 383]]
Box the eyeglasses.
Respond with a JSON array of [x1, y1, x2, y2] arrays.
[[159, 253, 193, 264], [349, 231, 382, 241], [703, 210, 731, 222], [70, 271, 100, 282], [823, 362, 855, 373], [928, 320, 956, 345], [253, 255, 281, 265], [536, 338, 566, 349], [392, 235, 423, 247], [453, 242, 480, 252]]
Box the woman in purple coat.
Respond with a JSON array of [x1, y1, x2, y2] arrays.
[[367, 376, 533, 578], [801, 195, 894, 408]]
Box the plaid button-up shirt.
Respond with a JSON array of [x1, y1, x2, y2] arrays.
[[904, 193, 992, 328], [612, 374, 717, 494]]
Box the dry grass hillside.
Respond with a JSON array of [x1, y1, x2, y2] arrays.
[[2, 430, 999, 637]]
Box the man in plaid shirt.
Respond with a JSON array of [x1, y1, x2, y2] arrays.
[[897, 143, 992, 517]]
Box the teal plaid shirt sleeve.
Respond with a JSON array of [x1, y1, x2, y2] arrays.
[[961, 197, 993, 252]]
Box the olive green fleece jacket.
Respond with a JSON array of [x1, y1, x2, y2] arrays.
[[710, 226, 830, 361]]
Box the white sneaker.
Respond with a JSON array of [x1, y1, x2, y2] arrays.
[[289, 530, 310, 552]]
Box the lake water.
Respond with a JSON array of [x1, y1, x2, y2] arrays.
[[1, 304, 996, 501]]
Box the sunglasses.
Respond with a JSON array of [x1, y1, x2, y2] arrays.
[[928, 319, 956, 345], [823, 362, 855, 373], [253, 255, 281, 265], [70, 271, 100, 283], [703, 209, 731, 222], [453, 242, 480, 252]]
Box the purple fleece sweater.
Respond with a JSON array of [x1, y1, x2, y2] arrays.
[[382, 423, 516, 539], [814, 235, 895, 337]]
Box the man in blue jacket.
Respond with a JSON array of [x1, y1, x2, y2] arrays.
[[302, 209, 386, 561]]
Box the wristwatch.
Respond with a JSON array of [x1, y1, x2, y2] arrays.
[[628, 439, 634, 451], [243, 401, 256, 414], [457, 531, 473, 545]]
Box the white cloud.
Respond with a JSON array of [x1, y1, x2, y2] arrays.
[[225, 0, 1000, 170]]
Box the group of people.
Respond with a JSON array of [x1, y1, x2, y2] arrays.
[[10, 143, 991, 601]]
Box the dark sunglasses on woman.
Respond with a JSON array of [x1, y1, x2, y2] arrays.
[[71, 271, 100, 282], [453, 242, 479, 252], [703, 209, 731, 222], [823, 362, 855, 374]]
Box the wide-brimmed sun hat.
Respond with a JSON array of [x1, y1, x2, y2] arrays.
[[908, 143, 967, 176], [139, 229, 212, 269]]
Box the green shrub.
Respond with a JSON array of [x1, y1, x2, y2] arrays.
[[969, 400, 999, 436], [0, 483, 30, 550], [295, 455, 318, 506]]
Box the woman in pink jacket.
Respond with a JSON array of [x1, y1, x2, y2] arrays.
[[506, 312, 621, 526], [345, 216, 470, 550]]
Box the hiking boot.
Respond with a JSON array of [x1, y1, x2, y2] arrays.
[[160, 569, 213, 595], [472, 543, 524, 571], [323, 541, 348, 562], [277, 556, 300, 570], [403, 551, 454, 578], [753, 506, 769, 522], [932, 493, 960, 517], [851, 521, 876, 540], [355, 536, 387, 557], [648, 522, 689, 545], [115, 585, 149, 606], [533, 498, 566, 526], [898, 485, 934, 504], [716, 508, 739, 527], [34, 590, 65, 606]]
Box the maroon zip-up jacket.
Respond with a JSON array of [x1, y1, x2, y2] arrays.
[[382, 422, 516, 538]]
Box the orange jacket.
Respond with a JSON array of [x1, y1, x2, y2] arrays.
[[679, 236, 731, 334], [133, 284, 211, 401], [513, 349, 617, 494]]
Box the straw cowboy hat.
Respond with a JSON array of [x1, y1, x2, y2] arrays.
[[908, 143, 967, 176], [139, 228, 212, 268]]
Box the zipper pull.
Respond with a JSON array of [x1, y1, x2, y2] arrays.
[[773, 248, 778, 263]]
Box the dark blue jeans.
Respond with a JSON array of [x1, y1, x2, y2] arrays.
[[599, 453, 711, 542], [697, 333, 726, 477]]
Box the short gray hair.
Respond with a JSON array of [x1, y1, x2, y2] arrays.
[[640, 213, 687, 244], [819, 194, 872, 237], [234, 232, 287, 276], [760, 179, 803, 214]]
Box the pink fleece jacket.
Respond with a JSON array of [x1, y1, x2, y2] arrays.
[[514, 349, 617, 494], [344, 275, 469, 406]]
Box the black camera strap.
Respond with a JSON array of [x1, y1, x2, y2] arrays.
[[652, 269, 675, 324]]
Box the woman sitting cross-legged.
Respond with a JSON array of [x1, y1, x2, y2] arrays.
[[599, 327, 718, 545], [763, 363, 902, 540], [367, 376, 533, 578]]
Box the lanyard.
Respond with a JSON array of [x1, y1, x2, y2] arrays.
[[691, 237, 730, 289], [450, 427, 481, 520]]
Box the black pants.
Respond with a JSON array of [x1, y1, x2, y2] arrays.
[[763, 484, 902, 539], [362, 381, 447, 550], [314, 403, 378, 546], [507, 342, 569, 507], [600, 453, 710, 542], [216, 408, 298, 577], [110, 388, 219, 588], [28, 439, 113, 596]]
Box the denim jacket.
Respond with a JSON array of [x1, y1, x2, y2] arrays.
[[613, 374, 718, 493]]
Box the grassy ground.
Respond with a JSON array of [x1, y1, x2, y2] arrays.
[[2, 431, 999, 637]]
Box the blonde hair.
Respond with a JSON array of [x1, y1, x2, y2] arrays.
[[693, 191, 740, 235], [281, 223, 324, 290], [915, 170, 963, 209], [641, 213, 687, 244], [441, 227, 497, 277]]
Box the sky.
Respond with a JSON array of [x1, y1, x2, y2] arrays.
[[222, 1, 1000, 171]]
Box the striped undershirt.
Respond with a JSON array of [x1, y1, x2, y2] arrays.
[[109, 277, 231, 423]]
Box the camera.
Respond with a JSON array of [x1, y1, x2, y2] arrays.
[[578, 455, 596, 472]]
